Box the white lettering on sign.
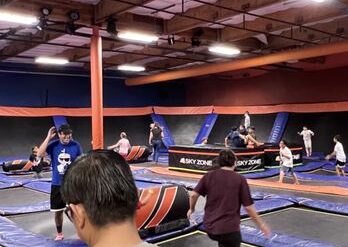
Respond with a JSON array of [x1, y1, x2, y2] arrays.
[[180, 158, 213, 166], [236, 159, 262, 167]]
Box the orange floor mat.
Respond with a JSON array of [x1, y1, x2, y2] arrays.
[[147, 166, 348, 196]]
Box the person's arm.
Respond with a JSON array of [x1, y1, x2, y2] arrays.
[[160, 129, 164, 138], [37, 127, 56, 158], [107, 141, 119, 150], [224, 137, 228, 147], [245, 205, 271, 238], [149, 132, 153, 145], [298, 131, 302, 135], [187, 191, 200, 218], [310, 130, 314, 136]]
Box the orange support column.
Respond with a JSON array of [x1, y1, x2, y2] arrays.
[[90, 26, 104, 149]]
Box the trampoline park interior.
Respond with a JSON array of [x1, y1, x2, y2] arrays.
[[0, 0, 348, 246]]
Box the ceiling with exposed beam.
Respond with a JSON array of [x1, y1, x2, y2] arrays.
[[0, 0, 347, 79]]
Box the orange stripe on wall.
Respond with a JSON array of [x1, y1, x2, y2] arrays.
[[153, 106, 214, 115]]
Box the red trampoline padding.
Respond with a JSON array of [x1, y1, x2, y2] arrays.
[[136, 185, 190, 238]]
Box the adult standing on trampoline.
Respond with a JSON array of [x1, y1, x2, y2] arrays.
[[37, 124, 82, 241], [326, 135, 346, 176], [187, 149, 270, 247], [149, 122, 164, 163], [298, 126, 314, 157]]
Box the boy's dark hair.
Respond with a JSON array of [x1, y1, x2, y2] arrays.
[[61, 149, 138, 227], [280, 139, 288, 146], [334, 135, 342, 142], [231, 126, 238, 131], [218, 149, 237, 167]]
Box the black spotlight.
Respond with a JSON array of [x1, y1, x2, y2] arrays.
[[68, 10, 80, 21], [191, 37, 201, 47], [167, 34, 175, 45], [106, 17, 117, 35], [65, 22, 77, 35]]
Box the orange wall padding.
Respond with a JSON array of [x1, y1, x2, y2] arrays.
[[214, 102, 348, 114], [0, 107, 152, 117], [1, 102, 348, 117], [153, 106, 214, 115]]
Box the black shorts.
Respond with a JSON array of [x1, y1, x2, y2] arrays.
[[50, 185, 66, 211], [336, 160, 346, 169], [208, 231, 241, 247]]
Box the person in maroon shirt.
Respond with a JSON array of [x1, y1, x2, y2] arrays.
[[187, 149, 270, 247]]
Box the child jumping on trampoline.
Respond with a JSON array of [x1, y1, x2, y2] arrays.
[[326, 135, 346, 177], [278, 140, 300, 185], [298, 126, 314, 157]]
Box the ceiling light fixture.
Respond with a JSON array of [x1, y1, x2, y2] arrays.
[[117, 31, 158, 43], [0, 11, 38, 25], [209, 45, 241, 56], [35, 56, 69, 65], [117, 64, 145, 72], [312, 0, 326, 2]]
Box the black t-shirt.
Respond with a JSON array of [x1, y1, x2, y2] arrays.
[[151, 127, 162, 141]]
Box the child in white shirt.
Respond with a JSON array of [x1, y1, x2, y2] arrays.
[[278, 140, 300, 184], [298, 126, 314, 157], [326, 135, 346, 176]]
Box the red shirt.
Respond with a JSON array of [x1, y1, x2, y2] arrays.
[[194, 168, 253, 234]]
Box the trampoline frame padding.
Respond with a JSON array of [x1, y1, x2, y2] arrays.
[[242, 207, 348, 247]]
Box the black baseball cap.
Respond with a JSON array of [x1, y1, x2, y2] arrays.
[[58, 124, 72, 134]]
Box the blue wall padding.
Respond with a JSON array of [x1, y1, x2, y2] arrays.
[[150, 113, 175, 148], [240, 224, 338, 247], [268, 112, 289, 143], [194, 113, 218, 144], [24, 181, 51, 194], [52, 116, 68, 129], [0, 201, 49, 216], [0, 216, 86, 247]]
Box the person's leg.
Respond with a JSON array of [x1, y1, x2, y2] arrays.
[[153, 141, 159, 162], [336, 166, 341, 176], [278, 169, 285, 183], [55, 211, 64, 234], [50, 185, 66, 240], [292, 171, 300, 185]]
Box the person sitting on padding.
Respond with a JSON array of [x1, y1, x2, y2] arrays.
[[27, 145, 51, 178], [244, 127, 264, 148], [107, 132, 131, 158]]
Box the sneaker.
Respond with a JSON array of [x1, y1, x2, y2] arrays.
[[54, 233, 64, 241]]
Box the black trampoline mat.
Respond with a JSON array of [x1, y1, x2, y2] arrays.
[[158, 231, 254, 247], [0, 187, 49, 207], [10, 171, 52, 179], [7, 211, 77, 239], [242, 208, 348, 247]]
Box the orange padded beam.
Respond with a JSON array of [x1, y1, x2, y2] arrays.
[[126, 41, 348, 85], [90, 26, 104, 149]]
